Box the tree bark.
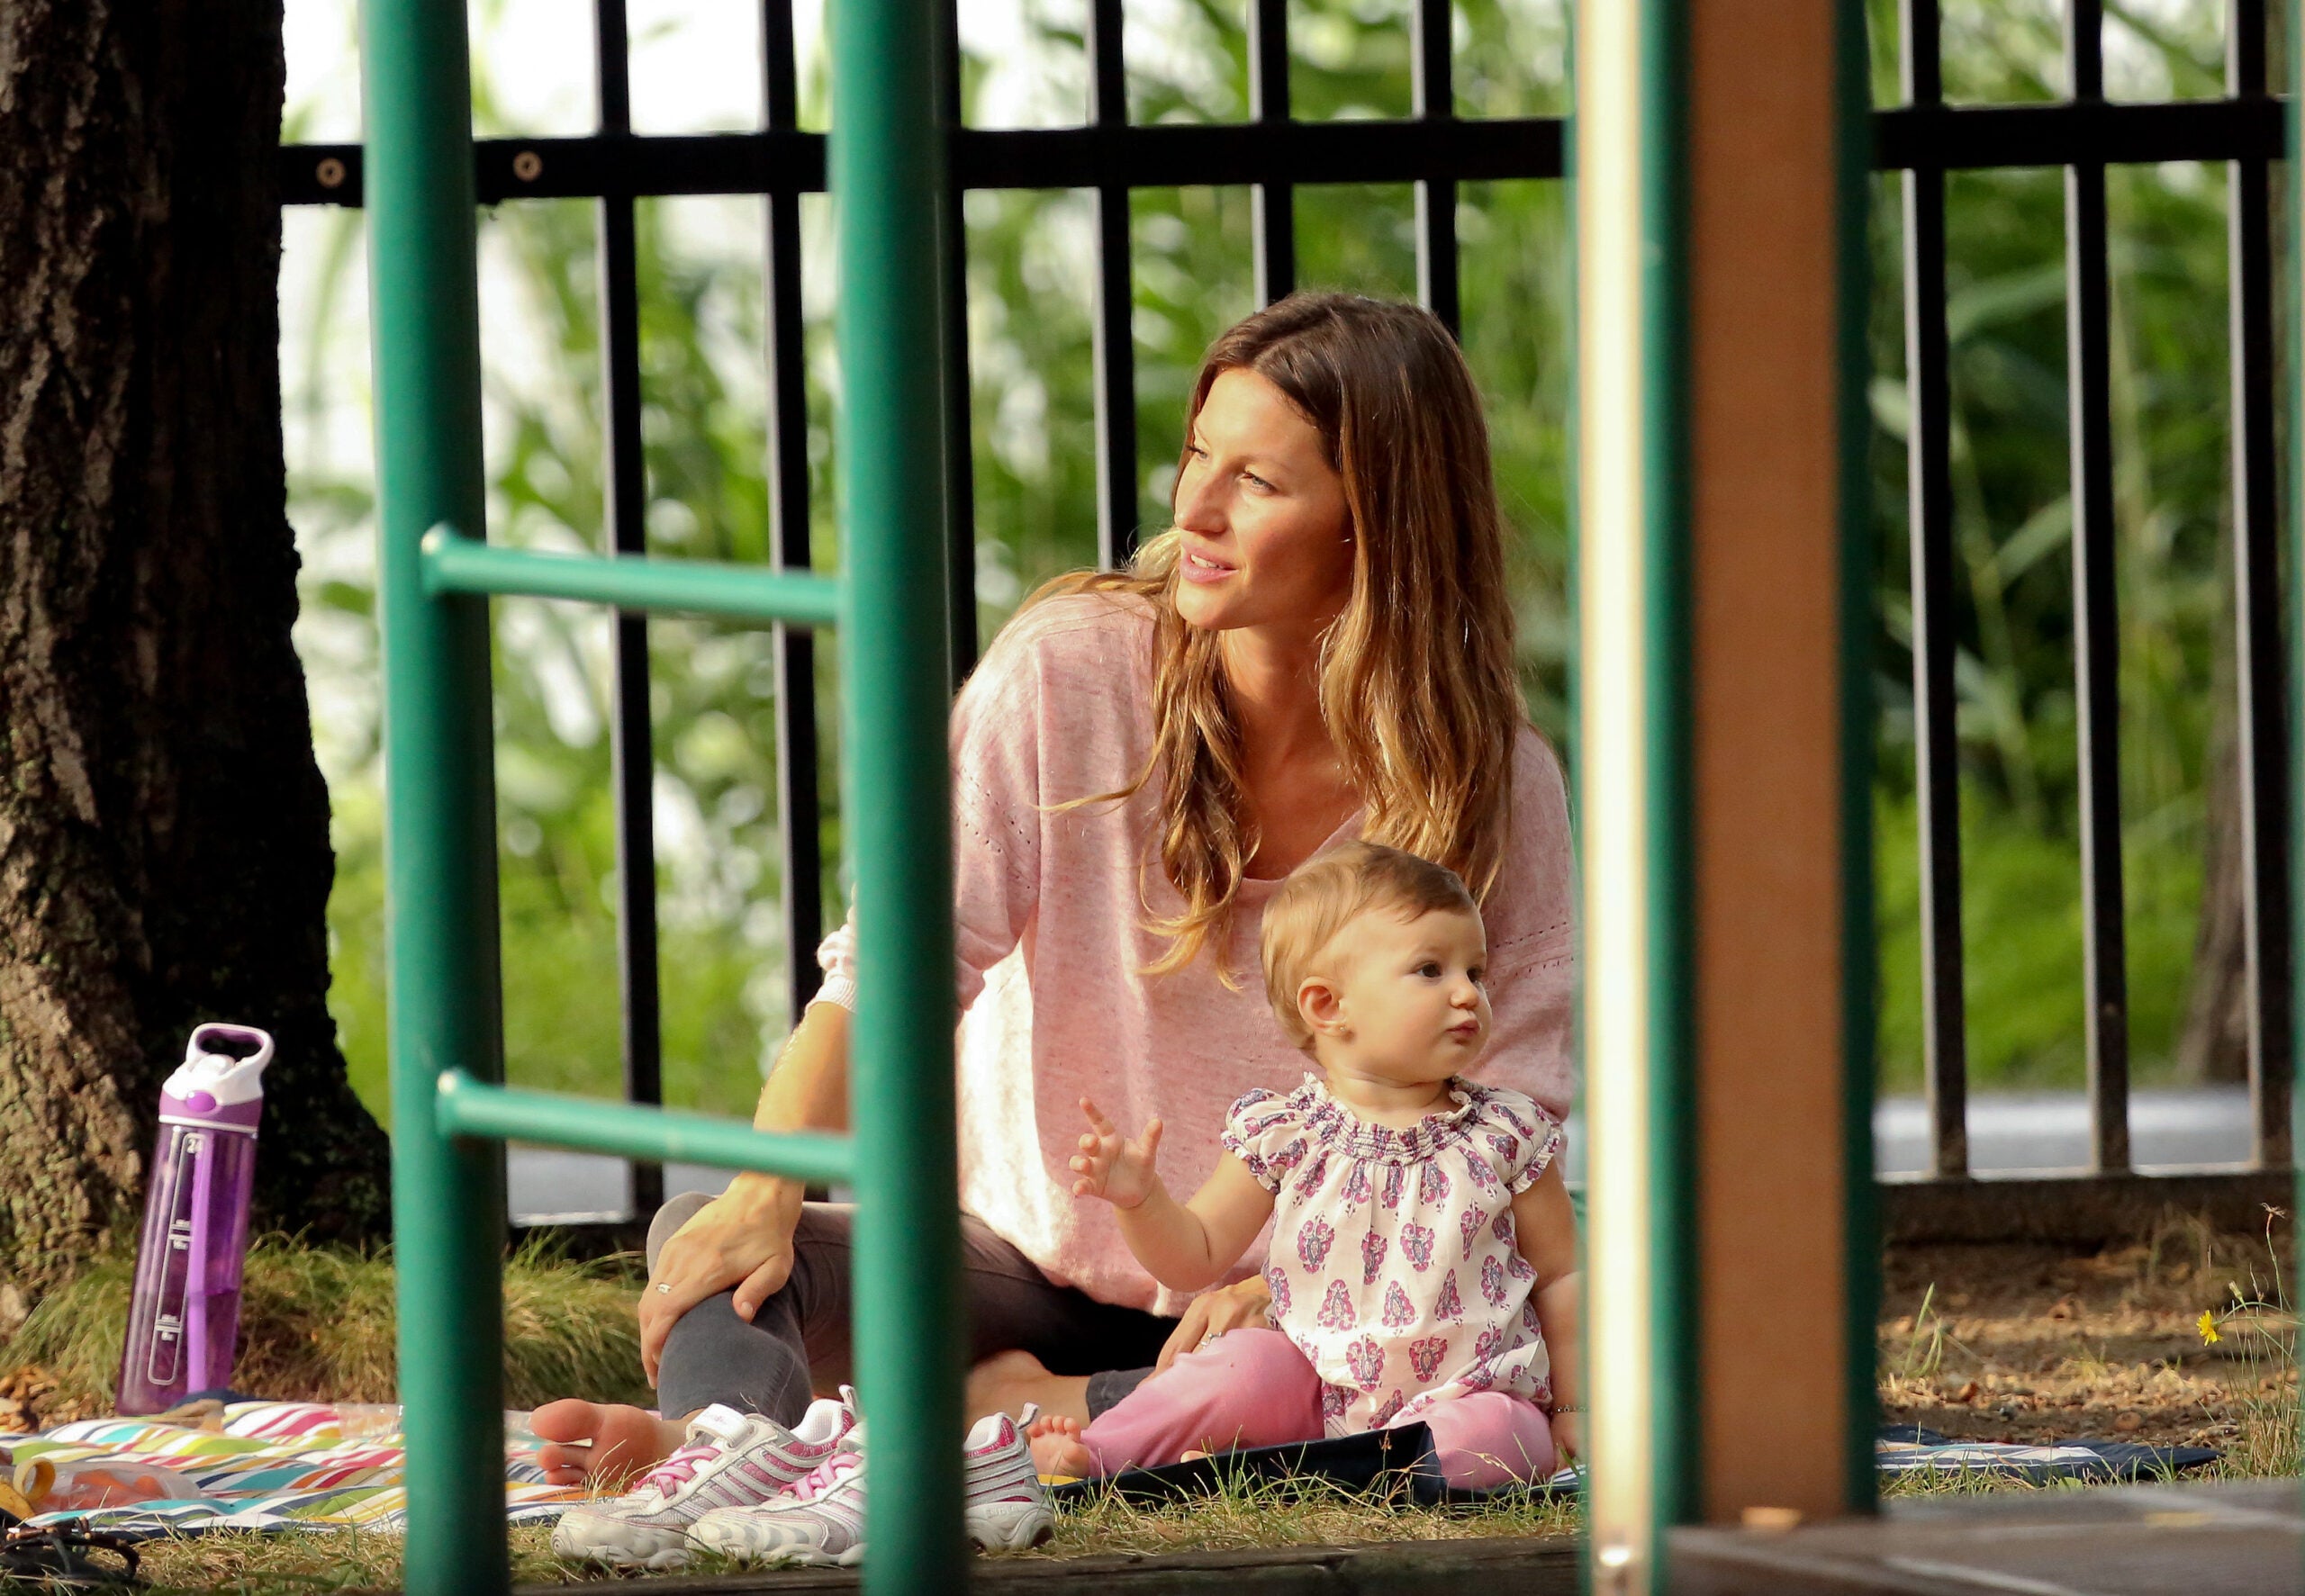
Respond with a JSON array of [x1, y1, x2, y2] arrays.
[[2177, 571, 2249, 1087], [0, 0, 389, 1282]]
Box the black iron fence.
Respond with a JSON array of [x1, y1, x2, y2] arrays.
[[1890, 0, 2289, 1193], [283, 0, 2290, 1225]]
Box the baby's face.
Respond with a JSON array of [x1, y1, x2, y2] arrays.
[[1313, 906, 1492, 1084]]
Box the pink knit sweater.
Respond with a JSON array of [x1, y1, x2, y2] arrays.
[[812, 592, 1577, 1315]]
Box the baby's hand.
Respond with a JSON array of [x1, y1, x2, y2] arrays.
[[1550, 1410, 1582, 1466], [1070, 1096, 1163, 1210]]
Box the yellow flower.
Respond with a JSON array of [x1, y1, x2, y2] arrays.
[[2198, 1310, 2221, 1346]]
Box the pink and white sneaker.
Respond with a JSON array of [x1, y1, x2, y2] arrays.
[[959, 1406, 1060, 1553], [689, 1406, 1055, 1567], [550, 1393, 857, 1570]]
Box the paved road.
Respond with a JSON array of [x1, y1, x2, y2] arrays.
[[1868, 1086, 2256, 1178], [505, 1087, 2262, 1223]]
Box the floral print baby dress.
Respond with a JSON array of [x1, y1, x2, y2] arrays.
[[1223, 1075, 1565, 1435]]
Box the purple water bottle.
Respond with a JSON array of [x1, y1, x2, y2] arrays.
[[115, 1023, 273, 1415]]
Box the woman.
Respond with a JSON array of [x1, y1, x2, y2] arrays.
[[532, 292, 1576, 1490]]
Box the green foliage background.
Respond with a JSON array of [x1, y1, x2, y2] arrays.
[[285, 0, 2240, 1127], [1863, 0, 2237, 1090]]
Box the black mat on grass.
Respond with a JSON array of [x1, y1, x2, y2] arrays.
[[1047, 1423, 1571, 1509], [1050, 1424, 2220, 1510]]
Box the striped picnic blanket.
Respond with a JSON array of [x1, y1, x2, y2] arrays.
[[1873, 1425, 2219, 1483], [12, 1402, 583, 1537], [14, 1407, 2219, 1537]]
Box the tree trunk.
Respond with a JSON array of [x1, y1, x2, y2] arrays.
[[0, 0, 389, 1283], [2176, 562, 2249, 1086]]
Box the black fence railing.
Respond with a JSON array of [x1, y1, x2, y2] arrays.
[[283, 0, 2291, 1224], [1891, 0, 2290, 1189]]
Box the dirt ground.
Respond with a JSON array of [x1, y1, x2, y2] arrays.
[[1878, 1215, 2298, 1467]]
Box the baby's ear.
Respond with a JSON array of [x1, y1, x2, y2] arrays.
[[1297, 974, 1345, 1034]]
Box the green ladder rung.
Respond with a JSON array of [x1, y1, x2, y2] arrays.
[[435, 1069, 855, 1184], [420, 525, 842, 628]]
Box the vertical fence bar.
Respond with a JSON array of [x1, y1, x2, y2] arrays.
[[2064, 0, 2131, 1174], [937, 0, 979, 682], [763, 0, 825, 1020], [1411, 0, 1460, 336], [362, 0, 510, 1590], [830, 0, 967, 1582], [595, 0, 666, 1216], [1577, 0, 1693, 1583], [1900, 0, 1968, 1179], [1089, 0, 1141, 567], [2228, 0, 2292, 1169], [1249, 0, 1295, 303]]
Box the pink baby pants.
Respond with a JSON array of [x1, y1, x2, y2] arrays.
[[1076, 1327, 1557, 1489]]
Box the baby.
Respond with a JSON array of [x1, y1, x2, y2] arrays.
[[1030, 840, 1581, 1488]]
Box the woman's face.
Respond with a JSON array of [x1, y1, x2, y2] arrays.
[[1171, 368, 1354, 638]]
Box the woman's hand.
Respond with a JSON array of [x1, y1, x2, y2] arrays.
[[637, 1175, 803, 1384], [1154, 1274, 1274, 1372], [1070, 1097, 1164, 1210]]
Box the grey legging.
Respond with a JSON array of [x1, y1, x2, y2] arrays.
[[648, 1194, 1171, 1425]]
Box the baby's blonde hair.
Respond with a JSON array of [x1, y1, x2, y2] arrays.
[[1259, 841, 1478, 1051]]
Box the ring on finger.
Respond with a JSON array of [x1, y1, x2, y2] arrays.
[[655, 1282, 672, 1294], [1197, 1330, 1223, 1349]]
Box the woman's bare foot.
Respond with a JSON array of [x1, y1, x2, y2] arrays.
[[1026, 1413, 1096, 1480], [966, 1348, 1091, 1425], [528, 1400, 687, 1489]]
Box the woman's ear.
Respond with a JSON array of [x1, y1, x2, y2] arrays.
[[1297, 974, 1347, 1037]]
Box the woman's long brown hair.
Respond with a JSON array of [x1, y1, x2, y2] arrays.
[[1032, 293, 1525, 978]]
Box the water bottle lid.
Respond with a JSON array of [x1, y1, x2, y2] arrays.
[[161, 1024, 273, 1114]]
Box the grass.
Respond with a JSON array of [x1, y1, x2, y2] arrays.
[[7, 1218, 2300, 1593], [111, 1523, 574, 1594], [117, 1474, 1583, 1593], [1, 1234, 651, 1421], [1021, 1469, 1580, 1558]]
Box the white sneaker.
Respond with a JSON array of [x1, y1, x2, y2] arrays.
[[692, 1429, 871, 1566], [960, 1407, 1058, 1553], [690, 1407, 1055, 1566], [549, 1393, 856, 1570]]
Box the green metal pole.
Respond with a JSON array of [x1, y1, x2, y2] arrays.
[[435, 1072, 857, 1184], [420, 527, 844, 627], [361, 2, 509, 1592], [829, 0, 966, 1583], [1634, 0, 1695, 1561]]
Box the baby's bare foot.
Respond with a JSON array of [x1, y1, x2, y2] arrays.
[[528, 1400, 683, 1488], [1026, 1413, 1095, 1480]]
